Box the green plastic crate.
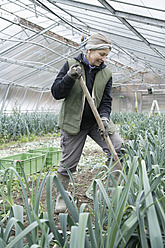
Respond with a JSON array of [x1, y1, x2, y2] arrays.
[[0, 153, 45, 177], [28, 147, 62, 167]]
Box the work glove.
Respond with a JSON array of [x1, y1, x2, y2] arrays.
[[67, 63, 82, 80], [98, 117, 110, 137]]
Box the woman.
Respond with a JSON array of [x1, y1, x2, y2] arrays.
[[51, 33, 123, 213]]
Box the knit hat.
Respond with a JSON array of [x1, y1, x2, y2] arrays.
[[86, 33, 112, 51]]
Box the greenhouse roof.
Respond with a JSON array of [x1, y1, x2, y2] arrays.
[[0, 0, 165, 91]]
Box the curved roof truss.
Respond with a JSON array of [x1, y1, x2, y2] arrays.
[[0, 0, 165, 92]]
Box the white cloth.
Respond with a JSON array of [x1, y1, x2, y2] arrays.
[[86, 44, 112, 50], [85, 32, 112, 51]]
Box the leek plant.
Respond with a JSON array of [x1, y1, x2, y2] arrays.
[[0, 113, 164, 247], [0, 112, 59, 143], [0, 157, 54, 247], [123, 127, 165, 169], [111, 112, 165, 141], [0, 156, 164, 247], [45, 156, 164, 247]]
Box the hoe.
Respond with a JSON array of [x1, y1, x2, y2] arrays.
[[79, 75, 122, 170]]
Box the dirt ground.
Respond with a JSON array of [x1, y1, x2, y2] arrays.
[[0, 135, 106, 230], [9, 165, 99, 230]]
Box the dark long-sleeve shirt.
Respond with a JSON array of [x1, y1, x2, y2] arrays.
[[51, 53, 112, 130]]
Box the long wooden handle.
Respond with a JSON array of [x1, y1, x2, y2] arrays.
[[79, 76, 122, 170]]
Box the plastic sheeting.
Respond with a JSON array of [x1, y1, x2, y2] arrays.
[[0, 84, 61, 113]]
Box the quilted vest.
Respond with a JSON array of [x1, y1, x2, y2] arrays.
[[58, 59, 112, 135]]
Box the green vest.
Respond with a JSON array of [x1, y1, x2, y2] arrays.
[[58, 59, 113, 135]]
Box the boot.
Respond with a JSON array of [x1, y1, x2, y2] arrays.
[[55, 173, 70, 214]]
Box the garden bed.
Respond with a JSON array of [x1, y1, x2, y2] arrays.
[[0, 113, 164, 247], [0, 135, 106, 229]]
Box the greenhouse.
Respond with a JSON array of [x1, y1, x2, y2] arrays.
[[0, 0, 165, 247]]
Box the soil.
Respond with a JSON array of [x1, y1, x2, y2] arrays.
[[0, 135, 106, 231]]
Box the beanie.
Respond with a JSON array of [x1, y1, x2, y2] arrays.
[[86, 33, 112, 51]]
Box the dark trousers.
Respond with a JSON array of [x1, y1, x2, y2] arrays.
[[58, 124, 123, 176]]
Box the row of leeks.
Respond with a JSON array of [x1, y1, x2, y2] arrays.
[[0, 112, 59, 143], [0, 113, 164, 247]]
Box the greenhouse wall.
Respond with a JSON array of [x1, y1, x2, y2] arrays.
[[0, 84, 60, 113], [0, 83, 165, 114], [111, 86, 165, 114]]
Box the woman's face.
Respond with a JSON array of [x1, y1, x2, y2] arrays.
[[86, 48, 110, 66]]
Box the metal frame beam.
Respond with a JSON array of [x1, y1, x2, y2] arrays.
[[0, 83, 12, 112], [1, 0, 165, 86], [53, 0, 165, 28], [107, 0, 165, 13], [34, 0, 89, 35], [0, 56, 57, 73], [6, 46, 81, 87], [68, 13, 165, 46], [0, 9, 79, 55], [98, 0, 165, 60], [46, 0, 89, 28]]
